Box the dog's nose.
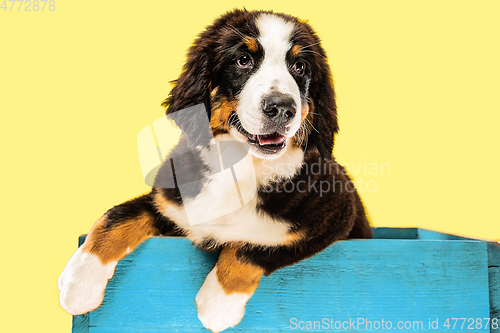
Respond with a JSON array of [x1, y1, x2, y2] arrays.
[[261, 93, 296, 124]]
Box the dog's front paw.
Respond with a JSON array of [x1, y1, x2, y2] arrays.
[[58, 247, 117, 315], [195, 267, 251, 332]]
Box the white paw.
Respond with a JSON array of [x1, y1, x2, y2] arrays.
[[195, 267, 251, 333], [58, 247, 117, 315]]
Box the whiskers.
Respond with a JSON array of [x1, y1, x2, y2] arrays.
[[304, 117, 319, 134], [228, 24, 246, 40], [295, 42, 325, 59], [228, 112, 238, 128], [227, 24, 257, 41], [299, 42, 320, 51], [293, 111, 320, 151], [227, 112, 246, 135], [299, 49, 325, 59], [293, 121, 310, 151]]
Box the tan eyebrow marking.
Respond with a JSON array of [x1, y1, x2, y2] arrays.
[[291, 44, 302, 57], [244, 36, 258, 53]]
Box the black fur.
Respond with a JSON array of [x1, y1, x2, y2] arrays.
[[102, 194, 183, 237]]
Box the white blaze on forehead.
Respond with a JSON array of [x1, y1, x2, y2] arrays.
[[256, 14, 295, 62]]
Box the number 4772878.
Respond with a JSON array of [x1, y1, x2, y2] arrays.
[[1, 0, 55, 11], [443, 318, 498, 330]]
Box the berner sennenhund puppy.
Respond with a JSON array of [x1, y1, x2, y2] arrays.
[[59, 9, 372, 332]]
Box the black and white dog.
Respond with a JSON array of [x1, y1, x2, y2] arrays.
[[59, 9, 372, 332]]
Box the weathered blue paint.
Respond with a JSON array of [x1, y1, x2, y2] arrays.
[[489, 242, 500, 333], [72, 313, 89, 333], [72, 229, 500, 332], [371, 227, 419, 239]]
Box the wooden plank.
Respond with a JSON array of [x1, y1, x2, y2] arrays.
[[78, 234, 86, 247], [246, 240, 489, 332], [80, 228, 476, 243], [418, 229, 474, 241], [89, 237, 217, 330], [371, 228, 476, 241], [72, 314, 89, 333], [371, 227, 418, 239], [489, 242, 500, 333], [72, 237, 490, 332]]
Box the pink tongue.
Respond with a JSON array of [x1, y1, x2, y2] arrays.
[[257, 134, 286, 145]]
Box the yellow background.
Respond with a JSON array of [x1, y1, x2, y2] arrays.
[[1, 0, 499, 331]]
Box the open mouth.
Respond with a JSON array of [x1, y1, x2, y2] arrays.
[[228, 112, 286, 154]]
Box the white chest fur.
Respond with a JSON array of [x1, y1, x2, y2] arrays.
[[161, 136, 304, 247]]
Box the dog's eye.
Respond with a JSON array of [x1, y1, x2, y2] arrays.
[[293, 61, 306, 76], [236, 54, 253, 68]]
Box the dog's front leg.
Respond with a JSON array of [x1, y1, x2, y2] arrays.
[[196, 243, 264, 333], [58, 194, 163, 315]]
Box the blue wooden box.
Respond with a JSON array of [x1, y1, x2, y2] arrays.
[[72, 228, 500, 332]]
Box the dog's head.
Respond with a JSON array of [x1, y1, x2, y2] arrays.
[[163, 9, 338, 161]]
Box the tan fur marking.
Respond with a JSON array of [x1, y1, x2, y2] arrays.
[[292, 103, 314, 148], [301, 103, 310, 122], [210, 86, 219, 99], [82, 213, 157, 264], [210, 98, 238, 137], [153, 189, 177, 210], [284, 230, 306, 244], [291, 44, 302, 57], [216, 243, 264, 295], [244, 36, 258, 53]]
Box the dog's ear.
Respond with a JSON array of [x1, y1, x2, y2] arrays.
[[162, 39, 212, 148], [306, 47, 339, 162]]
